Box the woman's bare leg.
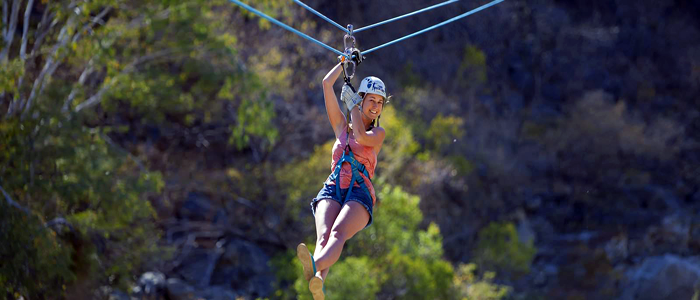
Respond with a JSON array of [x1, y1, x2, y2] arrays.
[[313, 199, 342, 280], [313, 201, 370, 272]]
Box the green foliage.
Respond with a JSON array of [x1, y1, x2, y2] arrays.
[[364, 187, 455, 299], [426, 113, 465, 153], [283, 184, 461, 299], [387, 86, 465, 166], [21, 0, 281, 153], [533, 91, 683, 161], [270, 249, 302, 300], [275, 140, 334, 220], [376, 106, 421, 184], [231, 97, 279, 151], [448, 155, 476, 177], [474, 222, 537, 276], [453, 263, 511, 300], [294, 256, 381, 300], [0, 202, 74, 298], [248, 48, 294, 100], [0, 58, 24, 94], [380, 247, 455, 300], [217, 74, 279, 151], [325, 257, 380, 299], [0, 112, 165, 297], [458, 45, 488, 87], [235, 0, 294, 29], [398, 62, 423, 88]]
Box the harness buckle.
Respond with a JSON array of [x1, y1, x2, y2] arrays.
[[357, 162, 366, 174], [355, 174, 365, 184]]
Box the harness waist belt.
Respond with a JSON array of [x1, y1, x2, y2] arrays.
[[327, 147, 372, 203]]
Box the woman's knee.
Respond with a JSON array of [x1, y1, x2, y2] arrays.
[[329, 228, 352, 242], [316, 230, 332, 247]]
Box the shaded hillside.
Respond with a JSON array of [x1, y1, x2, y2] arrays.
[[2, 0, 699, 299]]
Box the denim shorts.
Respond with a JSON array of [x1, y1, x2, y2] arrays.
[[310, 181, 374, 228]]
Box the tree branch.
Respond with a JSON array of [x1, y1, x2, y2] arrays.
[[30, 5, 55, 58], [20, 13, 77, 118], [72, 6, 111, 43], [99, 132, 147, 173], [7, 3, 55, 118], [0, 0, 21, 62], [0, 182, 31, 215], [73, 48, 180, 113], [5, 70, 23, 118], [21, 4, 113, 118], [1, 182, 77, 239], [44, 217, 76, 233], [2, 1, 8, 37], [19, 0, 34, 60], [62, 58, 94, 112]]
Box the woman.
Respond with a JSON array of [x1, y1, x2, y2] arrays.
[[297, 62, 387, 299]]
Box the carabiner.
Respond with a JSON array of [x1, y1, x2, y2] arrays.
[[344, 24, 356, 53], [341, 24, 356, 80], [343, 60, 356, 81], [344, 35, 356, 53]]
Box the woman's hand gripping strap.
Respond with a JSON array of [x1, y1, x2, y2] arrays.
[[341, 83, 362, 111]]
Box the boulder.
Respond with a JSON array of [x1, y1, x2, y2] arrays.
[[691, 222, 700, 252], [197, 285, 240, 300], [166, 278, 196, 300], [643, 214, 692, 255], [179, 191, 216, 221], [138, 271, 167, 298], [603, 233, 629, 263], [620, 254, 700, 300], [211, 239, 275, 297], [176, 249, 215, 286], [107, 290, 130, 300]]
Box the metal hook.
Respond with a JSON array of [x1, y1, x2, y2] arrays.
[[344, 35, 356, 53], [341, 24, 356, 80], [344, 24, 356, 52], [343, 60, 356, 81]]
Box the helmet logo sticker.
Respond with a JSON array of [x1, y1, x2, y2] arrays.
[[372, 82, 385, 94]]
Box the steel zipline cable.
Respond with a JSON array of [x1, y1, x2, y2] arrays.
[[229, 0, 504, 57], [228, 0, 348, 57], [363, 0, 504, 54], [353, 0, 461, 33], [293, 0, 349, 34]]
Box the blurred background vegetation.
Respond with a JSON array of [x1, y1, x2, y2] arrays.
[[1, 0, 699, 299]]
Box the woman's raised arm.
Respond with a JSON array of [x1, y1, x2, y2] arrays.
[[322, 63, 347, 138]]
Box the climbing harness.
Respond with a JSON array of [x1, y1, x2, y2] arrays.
[[325, 135, 373, 204]]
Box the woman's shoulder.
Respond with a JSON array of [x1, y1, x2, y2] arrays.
[[371, 126, 385, 134]]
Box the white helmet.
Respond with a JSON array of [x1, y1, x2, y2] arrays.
[[358, 76, 386, 99]]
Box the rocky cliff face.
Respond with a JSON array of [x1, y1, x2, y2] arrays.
[[106, 0, 700, 299]]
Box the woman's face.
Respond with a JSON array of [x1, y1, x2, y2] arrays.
[[362, 93, 384, 120]]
